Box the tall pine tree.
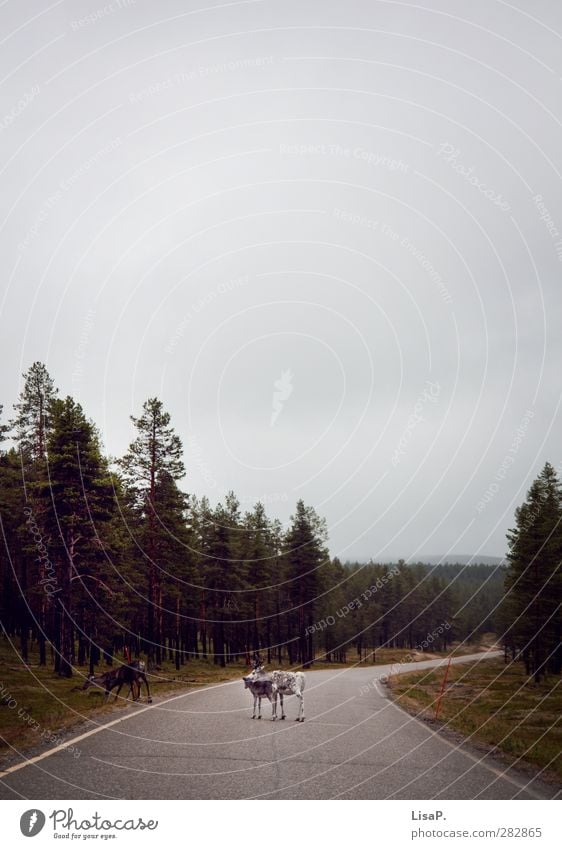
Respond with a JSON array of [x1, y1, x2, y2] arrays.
[[9, 363, 58, 664], [11, 362, 57, 463], [119, 398, 185, 666], [283, 500, 328, 667], [42, 397, 116, 676], [504, 462, 562, 681]]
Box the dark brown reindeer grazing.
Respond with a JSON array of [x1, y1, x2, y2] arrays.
[[115, 660, 152, 703], [80, 660, 152, 703]]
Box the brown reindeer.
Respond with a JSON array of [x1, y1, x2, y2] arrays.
[[80, 660, 152, 703]]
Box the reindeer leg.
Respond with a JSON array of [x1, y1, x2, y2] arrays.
[[252, 694, 257, 719], [280, 693, 285, 719], [297, 692, 305, 722], [104, 676, 116, 703], [257, 696, 262, 719], [142, 673, 152, 704], [271, 690, 277, 720], [137, 672, 151, 703]]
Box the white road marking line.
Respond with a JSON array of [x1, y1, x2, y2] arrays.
[[0, 678, 241, 780]]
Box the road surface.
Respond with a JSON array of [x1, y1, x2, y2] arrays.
[[0, 653, 557, 799]]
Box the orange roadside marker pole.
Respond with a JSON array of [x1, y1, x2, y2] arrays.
[[434, 656, 452, 720]]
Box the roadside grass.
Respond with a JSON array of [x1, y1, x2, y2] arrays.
[[387, 657, 562, 782]]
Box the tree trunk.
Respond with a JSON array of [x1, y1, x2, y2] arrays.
[[199, 597, 207, 658], [175, 596, 180, 671]]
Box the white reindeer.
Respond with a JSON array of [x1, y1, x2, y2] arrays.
[[243, 665, 306, 722], [269, 670, 306, 722]]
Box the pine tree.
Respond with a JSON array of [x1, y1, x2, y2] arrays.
[[201, 492, 246, 667], [151, 470, 192, 669], [8, 365, 58, 664], [316, 557, 349, 662], [504, 462, 562, 681], [11, 362, 57, 462], [268, 516, 285, 665], [283, 500, 328, 667], [118, 398, 185, 665], [189, 495, 213, 659], [243, 502, 276, 661], [0, 448, 29, 657], [42, 397, 116, 676]]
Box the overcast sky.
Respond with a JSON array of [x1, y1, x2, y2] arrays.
[[1, 0, 561, 562]]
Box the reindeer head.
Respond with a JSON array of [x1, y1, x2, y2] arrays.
[[242, 666, 265, 688], [78, 672, 106, 693]]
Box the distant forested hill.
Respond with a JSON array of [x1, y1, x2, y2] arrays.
[[409, 554, 506, 566]]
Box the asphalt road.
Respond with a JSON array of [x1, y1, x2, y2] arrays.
[[0, 653, 557, 800]]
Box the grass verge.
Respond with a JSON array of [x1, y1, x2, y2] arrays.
[[387, 657, 562, 783]]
